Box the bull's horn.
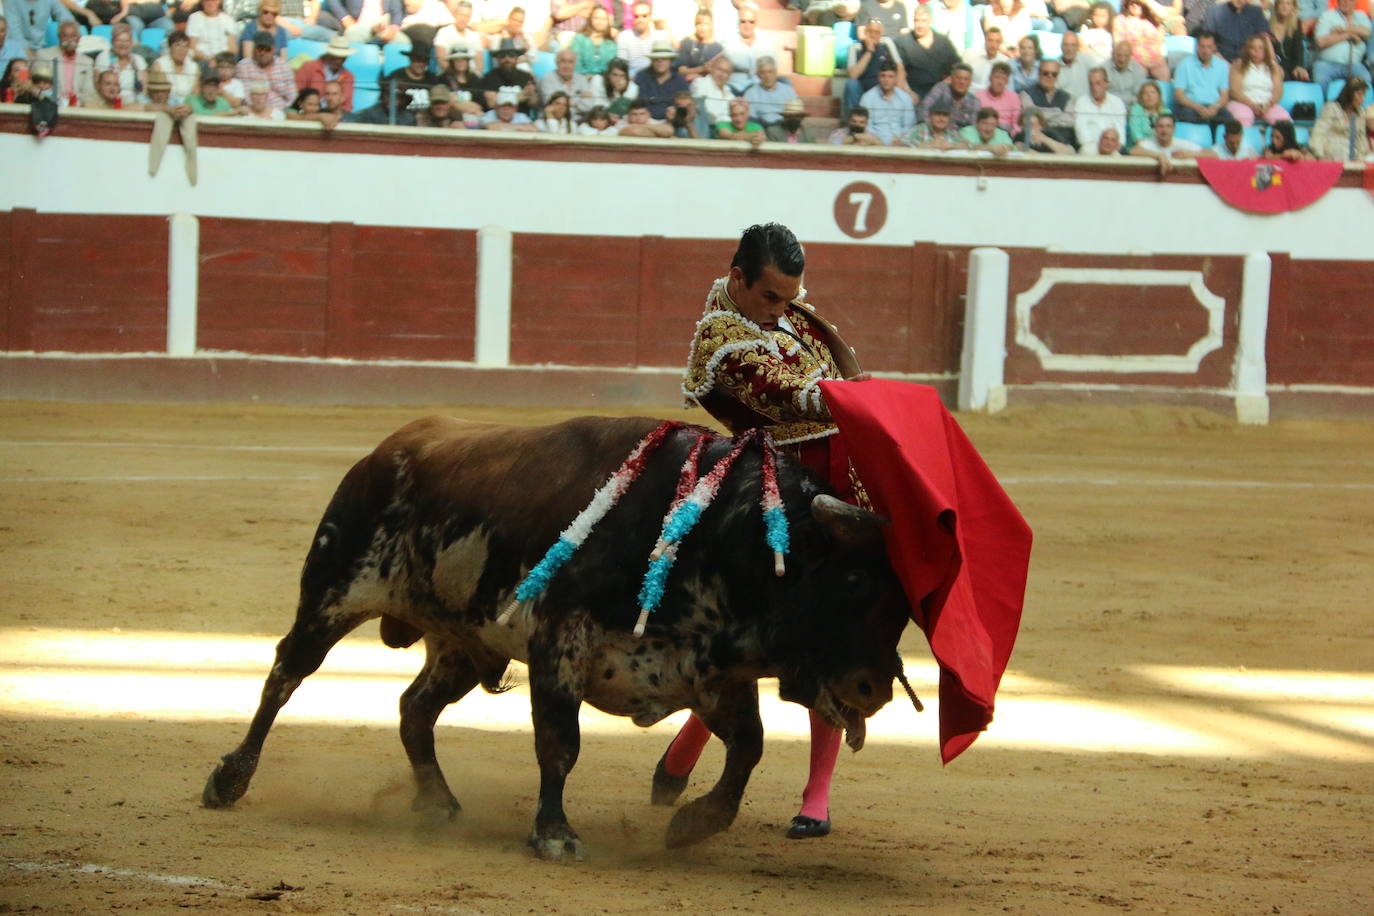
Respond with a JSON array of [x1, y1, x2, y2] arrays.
[[810, 494, 888, 549]]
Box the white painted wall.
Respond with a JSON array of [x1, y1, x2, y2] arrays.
[[2, 123, 1371, 261]]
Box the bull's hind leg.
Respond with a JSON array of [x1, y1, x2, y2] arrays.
[[665, 682, 764, 849], [400, 637, 481, 824], [202, 610, 371, 808]]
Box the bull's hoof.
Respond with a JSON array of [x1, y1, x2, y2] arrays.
[[664, 795, 735, 848], [785, 815, 831, 839], [201, 751, 259, 809], [528, 828, 586, 863], [412, 792, 461, 828], [650, 752, 689, 807]]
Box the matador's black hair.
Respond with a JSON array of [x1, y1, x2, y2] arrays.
[[731, 223, 805, 286]]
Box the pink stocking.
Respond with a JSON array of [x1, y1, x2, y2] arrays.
[[798, 710, 842, 821], [662, 712, 713, 777]]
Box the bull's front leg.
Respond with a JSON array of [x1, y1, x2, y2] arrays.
[[526, 625, 587, 862], [665, 681, 763, 849]]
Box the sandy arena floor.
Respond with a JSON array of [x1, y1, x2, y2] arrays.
[[0, 400, 1371, 915]]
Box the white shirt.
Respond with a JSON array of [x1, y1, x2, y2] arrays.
[[1136, 135, 1202, 154], [1056, 55, 1092, 100], [186, 10, 239, 59], [962, 46, 1001, 91], [691, 74, 734, 123], [616, 28, 660, 77], [1212, 139, 1259, 159], [155, 54, 199, 105], [1068, 91, 1126, 153]]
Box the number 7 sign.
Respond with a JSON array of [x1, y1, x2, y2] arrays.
[[832, 181, 887, 239]]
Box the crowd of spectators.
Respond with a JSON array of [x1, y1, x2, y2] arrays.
[[0, 0, 1370, 160]]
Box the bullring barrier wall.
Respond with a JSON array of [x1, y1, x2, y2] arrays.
[[2, 106, 1371, 420]]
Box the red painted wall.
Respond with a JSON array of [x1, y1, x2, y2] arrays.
[[198, 217, 331, 356], [510, 234, 965, 376], [198, 218, 477, 361], [1268, 255, 1374, 387], [4, 209, 168, 352]]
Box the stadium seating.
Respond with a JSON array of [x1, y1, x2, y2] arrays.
[[529, 50, 554, 78], [1032, 30, 1061, 60], [833, 20, 854, 67], [287, 38, 327, 62], [1173, 121, 1214, 146], [1164, 34, 1195, 71], [140, 27, 166, 52], [1280, 80, 1325, 125], [382, 41, 411, 74], [1326, 79, 1345, 100], [92, 24, 114, 41], [352, 85, 380, 111], [344, 43, 382, 82]]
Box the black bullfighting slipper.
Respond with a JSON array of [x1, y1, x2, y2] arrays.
[[650, 751, 689, 806], [786, 815, 832, 839]]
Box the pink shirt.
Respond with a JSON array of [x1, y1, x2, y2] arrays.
[[977, 86, 1023, 135]]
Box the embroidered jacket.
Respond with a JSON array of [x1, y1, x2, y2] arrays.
[[682, 276, 858, 446]]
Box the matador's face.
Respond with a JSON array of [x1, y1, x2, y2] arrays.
[[729, 264, 801, 332]]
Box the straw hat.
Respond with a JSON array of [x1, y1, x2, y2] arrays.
[[324, 35, 356, 57], [647, 38, 677, 58]]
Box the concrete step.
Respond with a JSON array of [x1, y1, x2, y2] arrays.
[[800, 95, 840, 117], [787, 73, 833, 96]]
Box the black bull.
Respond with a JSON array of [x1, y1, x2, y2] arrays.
[[202, 415, 911, 859]]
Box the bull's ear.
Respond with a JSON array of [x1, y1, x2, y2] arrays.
[[811, 494, 889, 550]]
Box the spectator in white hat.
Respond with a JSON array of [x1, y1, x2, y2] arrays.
[[482, 83, 537, 128], [765, 96, 818, 141], [295, 35, 357, 111]]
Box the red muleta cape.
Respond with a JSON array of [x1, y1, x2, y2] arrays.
[[818, 380, 1033, 764]]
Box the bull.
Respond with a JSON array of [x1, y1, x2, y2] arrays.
[[202, 415, 910, 860]]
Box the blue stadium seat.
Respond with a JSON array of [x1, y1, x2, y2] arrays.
[[1164, 33, 1195, 69], [344, 44, 382, 83], [1326, 78, 1345, 100], [287, 37, 327, 61], [1033, 30, 1061, 60], [1154, 80, 1172, 106], [1294, 125, 1310, 145], [45, 20, 59, 46], [352, 84, 379, 111], [140, 27, 166, 52], [1173, 121, 1214, 147], [92, 24, 114, 41], [382, 41, 411, 74], [1280, 80, 1324, 125], [532, 50, 557, 78], [833, 23, 854, 67]]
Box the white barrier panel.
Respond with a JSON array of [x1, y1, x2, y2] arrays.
[[166, 213, 199, 357], [959, 247, 1010, 413], [1234, 252, 1272, 425]]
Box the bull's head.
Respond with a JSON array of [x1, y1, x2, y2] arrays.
[[770, 495, 910, 751]]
